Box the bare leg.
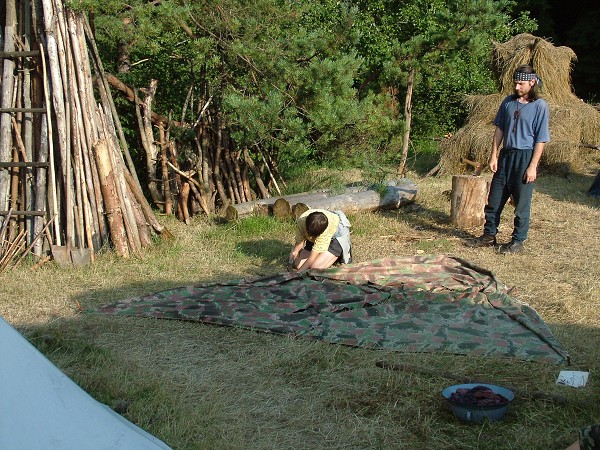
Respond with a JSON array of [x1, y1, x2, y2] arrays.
[[293, 249, 338, 270], [309, 251, 339, 269]]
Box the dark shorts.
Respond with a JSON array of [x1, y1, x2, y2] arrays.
[[304, 237, 343, 258]]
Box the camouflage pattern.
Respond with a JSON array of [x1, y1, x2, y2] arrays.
[[92, 255, 570, 364], [580, 424, 600, 450]]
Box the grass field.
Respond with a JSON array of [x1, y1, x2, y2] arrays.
[[1, 167, 599, 449]]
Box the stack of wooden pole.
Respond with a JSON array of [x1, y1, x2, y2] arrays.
[[0, 0, 169, 264]]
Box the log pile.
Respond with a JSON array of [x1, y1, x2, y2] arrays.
[[0, 0, 169, 265], [109, 74, 286, 222], [225, 179, 419, 221]]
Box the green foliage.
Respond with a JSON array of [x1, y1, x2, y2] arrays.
[[348, 0, 538, 137], [83, 0, 538, 174]]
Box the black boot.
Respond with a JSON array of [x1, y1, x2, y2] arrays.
[[466, 234, 497, 248], [499, 240, 524, 254]]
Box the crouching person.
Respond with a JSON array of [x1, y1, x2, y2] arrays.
[[289, 209, 352, 271]]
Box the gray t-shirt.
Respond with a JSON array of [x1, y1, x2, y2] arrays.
[[493, 95, 550, 150]]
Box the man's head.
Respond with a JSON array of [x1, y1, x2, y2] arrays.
[[513, 65, 541, 100], [306, 211, 328, 237]]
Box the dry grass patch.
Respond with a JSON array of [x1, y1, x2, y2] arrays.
[[1, 170, 599, 449]]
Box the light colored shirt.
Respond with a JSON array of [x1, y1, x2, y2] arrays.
[[295, 209, 340, 253]]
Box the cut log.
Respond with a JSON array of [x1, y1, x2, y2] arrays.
[[292, 202, 309, 219], [230, 190, 330, 218], [272, 198, 292, 220], [450, 175, 488, 229], [225, 179, 418, 220]]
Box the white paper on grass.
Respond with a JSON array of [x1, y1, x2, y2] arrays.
[[556, 370, 589, 388]]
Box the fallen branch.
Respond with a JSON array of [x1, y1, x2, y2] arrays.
[[105, 73, 185, 128]]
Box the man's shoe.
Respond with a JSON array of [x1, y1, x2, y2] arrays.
[[466, 234, 497, 248], [499, 240, 524, 254]]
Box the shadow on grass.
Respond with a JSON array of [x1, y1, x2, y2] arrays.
[[13, 270, 600, 450], [235, 239, 289, 261], [380, 203, 481, 242], [534, 171, 600, 206]]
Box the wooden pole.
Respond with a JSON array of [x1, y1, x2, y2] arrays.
[[42, 0, 71, 246], [82, 15, 140, 188], [0, 0, 17, 210], [158, 123, 172, 214], [126, 182, 151, 248], [398, 65, 415, 177], [39, 41, 61, 246], [93, 140, 129, 257], [20, 1, 35, 240], [99, 108, 141, 255]]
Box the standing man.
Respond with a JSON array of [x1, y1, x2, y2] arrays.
[[289, 209, 352, 271], [468, 64, 550, 254]]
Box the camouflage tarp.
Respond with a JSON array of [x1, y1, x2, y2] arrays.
[[93, 255, 570, 365]]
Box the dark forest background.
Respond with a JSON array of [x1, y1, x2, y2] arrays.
[[518, 0, 600, 101], [70, 0, 600, 213]]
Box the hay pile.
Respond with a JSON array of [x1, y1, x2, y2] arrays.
[[439, 34, 600, 175]]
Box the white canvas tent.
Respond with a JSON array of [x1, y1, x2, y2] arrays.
[[0, 316, 171, 449]]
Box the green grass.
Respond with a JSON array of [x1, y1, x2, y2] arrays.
[[1, 166, 599, 449]]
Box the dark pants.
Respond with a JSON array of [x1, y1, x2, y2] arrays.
[[483, 148, 534, 242]]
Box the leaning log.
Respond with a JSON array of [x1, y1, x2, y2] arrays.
[[225, 179, 418, 220], [93, 140, 129, 257]]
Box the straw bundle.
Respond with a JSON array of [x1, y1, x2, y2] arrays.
[[440, 34, 600, 175]]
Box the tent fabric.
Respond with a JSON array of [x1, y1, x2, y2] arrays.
[[94, 255, 570, 365], [0, 316, 171, 450]]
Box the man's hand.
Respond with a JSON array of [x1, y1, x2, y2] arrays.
[[524, 165, 537, 183], [288, 251, 297, 265], [289, 242, 304, 265]]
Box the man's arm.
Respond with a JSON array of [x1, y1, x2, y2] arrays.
[[289, 241, 305, 265], [489, 126, 504, 173], [524, 141, 545, 183]]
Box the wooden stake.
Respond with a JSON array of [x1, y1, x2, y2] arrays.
[[0, 0, 17, 209], [39, 41, 60, 246]]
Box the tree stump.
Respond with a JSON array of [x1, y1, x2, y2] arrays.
[[450, 175, 488, 229]]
